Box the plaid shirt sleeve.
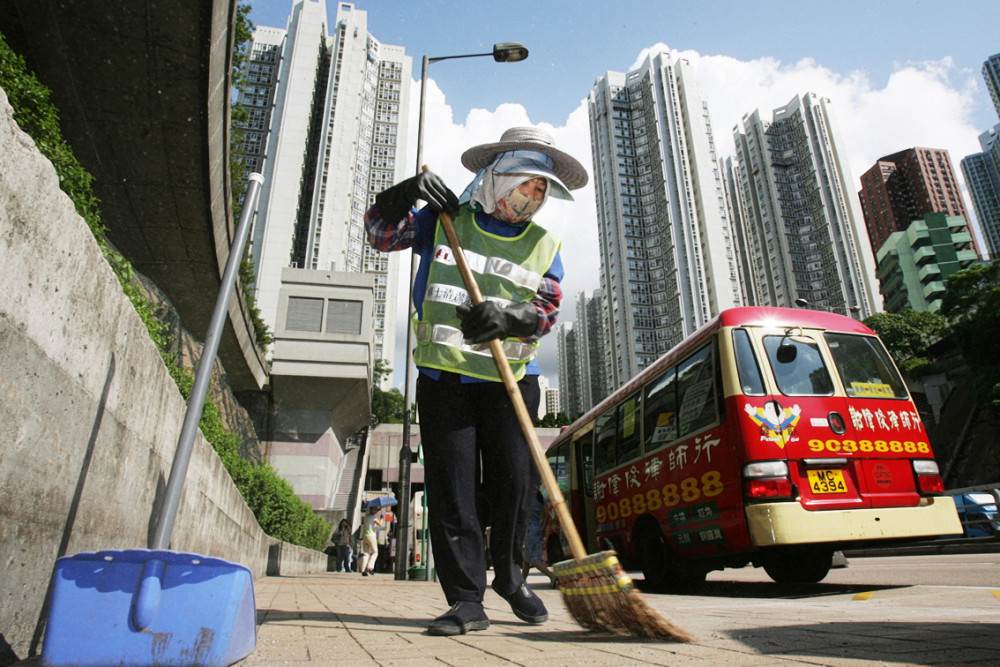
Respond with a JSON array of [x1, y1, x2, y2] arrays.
[[526, 274, 561, 342], [364, 204, 418, 252]]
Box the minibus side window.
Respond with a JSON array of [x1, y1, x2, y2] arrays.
[[825, 333, 908, 399], [546, 443, 569, 492], [763, 336, 834, 396], [643, 368, 678, 451], [595, 412, 617, 474], [677, 343, 720, 437], [616, 393, 642, 464], [733, 328, 765, 395]]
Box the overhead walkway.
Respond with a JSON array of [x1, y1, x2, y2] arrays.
[[1, 0, 267, 391]]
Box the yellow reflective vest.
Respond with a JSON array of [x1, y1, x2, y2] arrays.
[[413, 208, 560, 382]]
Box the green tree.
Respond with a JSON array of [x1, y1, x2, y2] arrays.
[[370, 359, 405, 426], [941, 260, 1000, 409], [537, 411, 572, 428], [863, 309, 947, 376]]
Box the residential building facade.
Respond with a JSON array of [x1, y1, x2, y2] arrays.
[[556, 322, 584, 419], [875, 213, 978, 313], [961, 126, 1000, 259], [544, 386, 562, 419], [984, 53, 1000, 119], [730, 93, 880, 317], [557, 290, 611, 420], [588, 51, 742, 389], [576, 289, 610, 413], [858, 147, 975, 257], [236, 1, 410, 375]]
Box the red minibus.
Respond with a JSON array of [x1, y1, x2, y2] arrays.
[[544, 307, 961, 589]]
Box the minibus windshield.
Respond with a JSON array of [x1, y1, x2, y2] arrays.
[[825, 333, 908, 399], [763, 335, 834, 396]]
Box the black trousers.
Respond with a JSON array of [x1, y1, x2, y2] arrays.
[[417, 371, 541, 605]]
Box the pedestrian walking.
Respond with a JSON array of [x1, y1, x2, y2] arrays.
[[358, 504, 384, 576], [331, 519, 354, 573]]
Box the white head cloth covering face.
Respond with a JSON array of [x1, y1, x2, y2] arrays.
[[459, 150, 574, 218]]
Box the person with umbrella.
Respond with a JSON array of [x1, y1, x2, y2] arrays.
[[359, 500, 387, 576], [364, 127, 587, 635]]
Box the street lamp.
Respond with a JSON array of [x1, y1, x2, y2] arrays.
[[394, 43, 529, 581]]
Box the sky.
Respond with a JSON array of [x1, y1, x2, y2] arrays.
[[247, 0, 999, 394]]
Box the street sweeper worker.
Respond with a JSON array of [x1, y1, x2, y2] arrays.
[[364, 126, 587, 636]]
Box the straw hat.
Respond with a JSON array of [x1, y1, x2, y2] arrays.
[[461, 127, 588, 191]]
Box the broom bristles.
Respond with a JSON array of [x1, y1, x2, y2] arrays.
[[553, 551, 693, 642]]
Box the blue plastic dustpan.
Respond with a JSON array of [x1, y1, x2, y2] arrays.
[[41, 549, 256, 667]]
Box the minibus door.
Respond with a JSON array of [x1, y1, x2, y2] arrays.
[[574, 429, 597, 552]]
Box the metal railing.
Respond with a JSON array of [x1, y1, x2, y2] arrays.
[[946, 483, 1000, 539]]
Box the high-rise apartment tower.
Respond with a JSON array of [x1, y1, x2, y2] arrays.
[[962, 126, 1000, 259], [556, 322, 583, 419], [556, 290, 611, 419], [576, 289, 610, 412], [984, 53, 1000, 119], [961, 53, 1000, 260], [730, 93, 880, 317], [237, 1, 410, 371], [589, 52, 742, 389]]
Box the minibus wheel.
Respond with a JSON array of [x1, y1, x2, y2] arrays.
[[762, 546, 833, 584], [634, 520, 705, 593]]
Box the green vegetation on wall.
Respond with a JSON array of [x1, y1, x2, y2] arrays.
[[0, 28, 329, 552]]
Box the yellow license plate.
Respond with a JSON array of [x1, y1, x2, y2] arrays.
[[807, 469, 847, 494]]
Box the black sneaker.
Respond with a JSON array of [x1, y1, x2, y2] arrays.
[[427, 601, 490, 636], [494, 583, 548, 624]]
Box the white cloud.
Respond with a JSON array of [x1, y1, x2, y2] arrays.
[[391, 45, 984, 392]]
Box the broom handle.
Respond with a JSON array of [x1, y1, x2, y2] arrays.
[[438, 210, 588, 563]]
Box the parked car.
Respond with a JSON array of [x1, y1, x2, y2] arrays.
[[952, 492, 999, 538]]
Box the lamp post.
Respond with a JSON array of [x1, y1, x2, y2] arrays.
[[394, 43, 528, 581]]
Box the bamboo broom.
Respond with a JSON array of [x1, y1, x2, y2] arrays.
[[437, 207, 692, 641]]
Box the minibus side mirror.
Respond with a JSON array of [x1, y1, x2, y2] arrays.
[[776, 343, 797, 364]]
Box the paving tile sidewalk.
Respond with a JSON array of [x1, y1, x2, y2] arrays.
[[239, 570, 1000, 666]]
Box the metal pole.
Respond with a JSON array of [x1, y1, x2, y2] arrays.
[[151, 173, 265, 550], [394, 55, 430, 581]]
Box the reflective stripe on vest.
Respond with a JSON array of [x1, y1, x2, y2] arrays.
[[413, 208, 560, 382]]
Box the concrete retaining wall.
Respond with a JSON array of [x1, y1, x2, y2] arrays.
[[0, 88, 324, 661]]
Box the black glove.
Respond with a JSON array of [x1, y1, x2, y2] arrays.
[[455, 301, 537, 344], [374, 171, 459, 223]]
